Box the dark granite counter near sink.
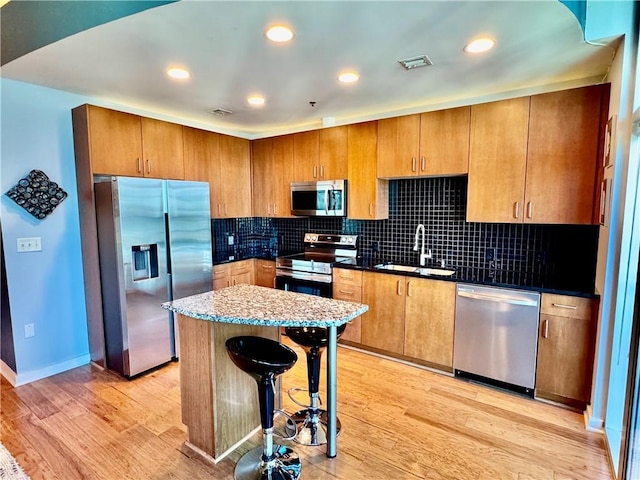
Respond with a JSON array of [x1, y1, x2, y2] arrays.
[[333, 256, 599, 299]]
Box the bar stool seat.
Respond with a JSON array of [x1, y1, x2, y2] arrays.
[[226, 336, 301, 480], [284, 325, 347, 446]]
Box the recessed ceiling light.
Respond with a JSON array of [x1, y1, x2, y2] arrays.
[[338, 72, 359, 84], [247, 95, 266, 106], [266, 25, 294, 43], [464, 38, 496, 54], [166, 67, 191, 79]]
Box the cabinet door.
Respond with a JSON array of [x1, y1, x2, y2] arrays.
[[272, 135, 294, 217], [255, 260, 276, 288], [467, 97, 530, 222], [347, 122, 389, 219], [213, 264, 230, 290], [319, 126, 348, 180], [220, 135, 252, 218], [419, 107, 470, 176], [231, 260, 254, 286], [252, 138, 275, 216], [404, 278, 456, 369], [140, 117, 185, 179], [361, 272, 405, 354], [183, 127, 219, 216], [333, 277, 362, 344], [87, 106, 143, 176], [293, 130, 320, 181], [377, 114, 420, 178], [525, 85, 604, 224], [535, 313, 597, 403]]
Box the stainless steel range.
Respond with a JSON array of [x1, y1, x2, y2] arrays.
[[275, 233, 358, 297]]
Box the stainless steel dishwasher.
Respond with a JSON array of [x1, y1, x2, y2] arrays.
[[453, 284, 540, 395]]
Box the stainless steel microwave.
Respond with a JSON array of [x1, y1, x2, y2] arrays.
[[290, 180, 347, 216]]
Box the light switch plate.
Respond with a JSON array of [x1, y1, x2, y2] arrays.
[[24, 323, 35, 338], [17, 237, 42, 252]]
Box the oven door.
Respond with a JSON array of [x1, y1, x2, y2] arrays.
[[275, 274, 333, 298]]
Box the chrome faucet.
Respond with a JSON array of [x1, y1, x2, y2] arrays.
[[413, 224, 432, 266]]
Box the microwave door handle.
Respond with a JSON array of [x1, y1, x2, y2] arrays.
[[324, 189, 329, 215]]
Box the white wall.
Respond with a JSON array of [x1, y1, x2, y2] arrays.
[[0, 78, 92, 384]]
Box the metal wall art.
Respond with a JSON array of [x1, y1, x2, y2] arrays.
[[5, 170, 67, 220]]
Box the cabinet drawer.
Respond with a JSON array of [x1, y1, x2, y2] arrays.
[[540, 294, 596, 320], [213, 264, 230, 276], [333, 268, 363, 287], [231, 260, 253, 275], [333, 286, 362, 302]]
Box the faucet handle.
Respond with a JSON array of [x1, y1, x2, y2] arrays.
[[426, 248, 432, 259]]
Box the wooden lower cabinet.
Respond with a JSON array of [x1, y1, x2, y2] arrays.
[[333, 268, 363, 343], [404, 278, 456, 369], [535, 294, 598, 407], [361, 272, 406, 355], [213, 259, 255, 290], [360, 271, 456, 370], [255, 260, 276, 288]]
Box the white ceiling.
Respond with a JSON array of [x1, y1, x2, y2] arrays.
[[0, 0, 616, 139]]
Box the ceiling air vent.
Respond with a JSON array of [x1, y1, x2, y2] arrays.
[[398, 55, 433, 70], [209, 108, 232, 116]]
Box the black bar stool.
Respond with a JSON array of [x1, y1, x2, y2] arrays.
[[284, 324, 347, 446], [226, 336, 301, 480]]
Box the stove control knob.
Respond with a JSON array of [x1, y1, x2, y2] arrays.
[[311, 235, 318, 242], [305, 235, 312, 241]]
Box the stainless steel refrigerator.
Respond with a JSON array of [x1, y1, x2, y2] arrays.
[[94, 177, 212, 377]]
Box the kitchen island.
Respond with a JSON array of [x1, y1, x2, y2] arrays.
[[161, 284, 368, 463]]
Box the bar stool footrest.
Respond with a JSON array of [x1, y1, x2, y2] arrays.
[[234, 445, 301, 480], [285, 408, 342, 446]]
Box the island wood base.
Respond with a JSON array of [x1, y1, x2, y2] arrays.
[[177, 314, 280, 461]]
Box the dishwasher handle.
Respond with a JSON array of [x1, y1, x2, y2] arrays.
[[457, 289, 539, 307]]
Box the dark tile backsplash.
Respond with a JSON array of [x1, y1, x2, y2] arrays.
[[212, 176, 599, 293]]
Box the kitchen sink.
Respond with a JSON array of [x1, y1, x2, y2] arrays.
[[373, 264, 456, 277]]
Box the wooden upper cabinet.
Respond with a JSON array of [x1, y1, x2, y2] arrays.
[[251, 138, 274, 217], [347, 121, 388, 219], [140, 117, 185, 179], [319, 126, 348, 180], [467, 97, 530, 222], [524, 85, 604, 224], [377, 114, 421, 178], [219, 135, 252, 218], [293, 130, 319, 181], [272, 134, 294, 217], [292, 127, 348, 181], [82, 105, 143, 177], [419, 106, 470, 176], [183, 127, 219, 215], [251, 135, 294, 218]]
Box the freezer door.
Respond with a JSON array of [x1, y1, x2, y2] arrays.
[[116, 177, 172, 376], [166, 180, 213, 355]]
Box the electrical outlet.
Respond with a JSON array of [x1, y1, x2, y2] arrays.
[[17, 237, 42, 252], [24, 323, 35, 338], [228, 235, 234, 246]]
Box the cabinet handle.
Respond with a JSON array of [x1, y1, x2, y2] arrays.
[[421, 156, 426, 171], [527, 201, 533, 219], [552, 303, 578, 310], [137, 158, 142, 173], [513, 201, 520, 219], [274, 203, 278, 215], [233, 279, 236, 286], [267, 204, 271, 215], [369, 202, 374, 217], [542, 319, 549, 338], [396, 280, 402, 295], [320, 165, 324, 178], [261, 265, 273, 270], [224, 204, 228, 215], [411, 157, 417, 172], [339, 289, 354, 295], [146, 159, 151, 174], [227, 280, 230, 287], [218, 204, 222, 215], [407, 281, 412, 297], [313, 165, 318, 178]]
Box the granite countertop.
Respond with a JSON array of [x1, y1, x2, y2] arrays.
[[162, 284, 368, 327]]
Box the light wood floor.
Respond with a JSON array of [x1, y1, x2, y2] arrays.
[[1, 340, 613, 480]]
